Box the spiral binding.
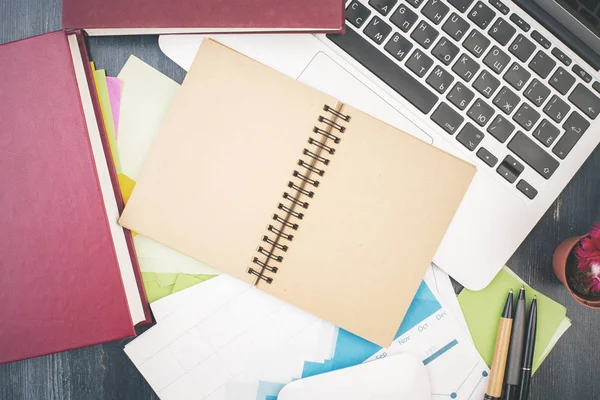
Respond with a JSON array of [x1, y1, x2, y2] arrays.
[[247, 104, 350, 284]]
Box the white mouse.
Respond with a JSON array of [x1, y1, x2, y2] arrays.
[[278, 353, 431, 400]]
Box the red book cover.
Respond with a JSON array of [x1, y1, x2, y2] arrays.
[[62, 0, 345, 35], [0, 31, 148, 364]]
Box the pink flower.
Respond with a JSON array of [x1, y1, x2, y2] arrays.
[[575, 223, 600, 293], [586, 264, 600, 293]]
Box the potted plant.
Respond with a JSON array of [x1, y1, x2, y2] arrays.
[[553, 223, 600, 308]]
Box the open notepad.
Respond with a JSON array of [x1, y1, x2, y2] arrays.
[[119, 39, 476, 346]]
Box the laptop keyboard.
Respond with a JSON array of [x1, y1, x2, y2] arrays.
[[327, 0, 600, 200]]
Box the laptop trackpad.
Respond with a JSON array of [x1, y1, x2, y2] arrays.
[[298, 52, 433, 144]]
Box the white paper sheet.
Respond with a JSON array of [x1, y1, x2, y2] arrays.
[[424, 264, 471, 338], [126, 275, 335, 400]]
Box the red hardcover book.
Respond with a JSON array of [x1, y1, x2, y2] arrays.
[[62, 0, 345, 35], [0, 31, 151, 365]]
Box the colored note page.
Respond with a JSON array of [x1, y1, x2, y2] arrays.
[[458, 266, 571, 374], [142, 272, 215, 303], [126, 275, 488, 399], [106, 77, 122, 136], [92, 67, 121, 173], [116, 55, 219, 276]]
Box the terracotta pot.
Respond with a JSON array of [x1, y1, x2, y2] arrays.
[[553, 235, 600, 309]]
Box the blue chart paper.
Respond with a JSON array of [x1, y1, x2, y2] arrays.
[[257, 282, 488, 400]]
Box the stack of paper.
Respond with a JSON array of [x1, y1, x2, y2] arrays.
[[125, 268, 488, 400], [458, 266, 571, 374], [93, 56, 222, 303]]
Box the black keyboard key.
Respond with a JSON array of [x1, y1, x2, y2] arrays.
[[327, 28, 439, 114], [497, 165, 518, 183], [533, 119, 559, 147], [468, 1, 496, 29], [426, 66, 455, 93], [531, 30, 551, 49], [364, 16, 393, 45], [411, 20, 440, 49], [513, 102, 540, 131], [524, 79, 550, 107], [551, 48, 572, 66], [563, 111, 590, 137], [473, 70, 500, 98], [390, 4, 419, 32], [406, 49, 434, 77], [489, 0, 509, 14], [573, 64, 593, 83], [543, 95, 570, 123], [463, 29, 491, 58], [553, 111, 590, 159], [529, 51, 556, 79], [488, 18, 516, 46], [422, 0, 450, 24], [432, 37, 460, 65], [593, 81, 600, 94], [447, 82, 475, 110], [468, 98, 495, 126], [504, 63, 531, 91], [509, 34, 536, 62], [510, 14, 531, 32], [457, 122, 485, 150], [549, 67, 576, 95], [504, 155, 525, 174], [443, 13, 470, 41], [431, 102, 465, 134], [448, 0, 476, 13], [483, 46, 511, 74], [494, 86, 520, 114], [508, 131, 560, 179], [385, 33, 414, 61], [406, 0, 426, 7], [369, 0, 398, 16], [452, 53, 480, 81], [569, 83, 600, 119], [497, 164, 518, 183], [497, 155, 524, 183], [488, 114, 515, 142], [346, 0, 372, 28], [477, 147, 499, 166], [517, 180, 538, 199]]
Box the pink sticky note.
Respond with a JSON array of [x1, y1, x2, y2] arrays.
[[106, 77, 122, 137]]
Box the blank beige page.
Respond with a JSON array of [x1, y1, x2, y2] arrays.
[[263, 104, 476, 347], [119, 39, 337, 284]]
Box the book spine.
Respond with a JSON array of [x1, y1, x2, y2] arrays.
[[247, 103, 351, 285]]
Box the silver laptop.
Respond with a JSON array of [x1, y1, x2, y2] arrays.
[[159, 0, 600, 290]]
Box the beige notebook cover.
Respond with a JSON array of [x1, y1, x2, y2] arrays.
[[119, 39, 476, 347]]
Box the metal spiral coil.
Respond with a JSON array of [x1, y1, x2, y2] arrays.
[[247, 104, 350, 284]]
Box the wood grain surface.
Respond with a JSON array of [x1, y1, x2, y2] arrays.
[[1, 1, 599, 399]]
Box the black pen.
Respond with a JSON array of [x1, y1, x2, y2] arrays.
[[504, 285, 526, 400], [518, 295, 537, 400]]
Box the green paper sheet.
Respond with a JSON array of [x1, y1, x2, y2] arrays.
[[142, 272, 216, 303], [458, 266, 571, 374], [93, 68, 121, 173], [172, 273, 215, 293]]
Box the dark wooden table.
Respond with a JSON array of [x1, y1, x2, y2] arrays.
[[2, 1, 599, 399]]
